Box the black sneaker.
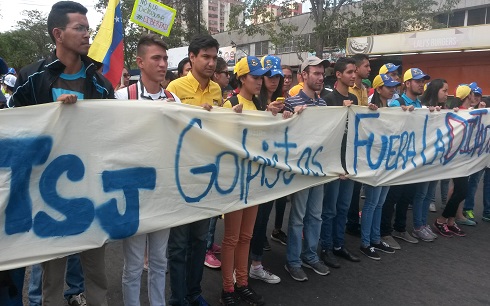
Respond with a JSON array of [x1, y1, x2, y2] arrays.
[[433, 220, 453, 237], [263, 238, 271, 251], [271, 229, 287, 245], [320, 249, 340, 268], [220, 290, 239, 306], [371, 241, 395, 254], [234, 284, 265, 306], [360, 246, 380, 261], [447, 223, 466, 237]]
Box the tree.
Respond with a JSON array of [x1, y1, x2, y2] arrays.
[[227, 0, 460, 58], [0, 10, 51, 70], [95, 0, 208, 69]]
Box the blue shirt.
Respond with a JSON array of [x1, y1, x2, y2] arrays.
[[284, 89, 327, 112], [52, 63, 86, 101], [388, 93, 421, 108]]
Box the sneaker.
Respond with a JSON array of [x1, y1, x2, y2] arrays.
[[482, 213, 490, 222], [360, 246, 380, 261], [429, 202, 437, 212], [456, 218, 476, 226], [284, 264, 308, 282], [263, 238, 271, 251], [249, 265, 281, 284], [463, 210, 475, 221], [204, 250, 221, 269], [381, 235, 401, 250], [447, 223, 466, 237], [371, 241, 395, 254], [211, 243, 222, 254], [424, 225, 437, 239], [332, 247, 360, 262], [320, 250, 340, 268], [433, 220, 453, 237], [271, 230, 287, 245], [301, 260, 330, 276], [192, 295, 210, 306], [220, 290, 238, 306], [234, 284, 265, 306], [392, 230, 419, 243], [68, 293, 86, 306], [412, 228, 434, 242]]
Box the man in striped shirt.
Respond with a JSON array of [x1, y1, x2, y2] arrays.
[[284, 56, 329, 282]]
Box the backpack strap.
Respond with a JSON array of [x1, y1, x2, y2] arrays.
[[127, 83, 138, 100], [227, 95, 239, 107], [397, 97, 406, 106], [163, 89, 173, 100]]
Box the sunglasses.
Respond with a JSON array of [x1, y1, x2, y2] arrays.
[[216, 70, 229, 77], [123, 73, 131, 78]]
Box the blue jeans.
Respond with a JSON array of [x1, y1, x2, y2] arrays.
[[286, 185, 323, 267], [206, 216, 219, 251], [464, 170, 484, 211], [168, 219, 210, 306], [29, 254, 84, 306], [361, 185, 390, 247], [412, 181, 430, 229], [0, 268, 25, 306], [320, 179, 355, 250], [250, 201, 274, 261], [122, 229, 170, 306], [422, 181, 438, 225]]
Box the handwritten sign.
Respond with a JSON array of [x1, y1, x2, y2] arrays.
[[346, 106, 490, 186], [130, 0, 176, 36], [0, 102, 345, 270]]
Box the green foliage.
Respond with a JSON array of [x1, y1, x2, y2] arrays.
[[0, 10, 52, 70], [95, 0, 208, 69], [227, 0, 460, 57]]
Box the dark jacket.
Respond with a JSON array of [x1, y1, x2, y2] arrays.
[[11, 51, 114, 107]]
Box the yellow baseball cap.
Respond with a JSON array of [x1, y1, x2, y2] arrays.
[[379, 63, 400, 75], [403, 68, 430, 82], [455, 85, 471, 100], [234, 56, 270, 78], [372, 74, 400, 89]]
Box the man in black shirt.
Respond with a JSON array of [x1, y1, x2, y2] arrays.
[[320, 57, 361, 269]]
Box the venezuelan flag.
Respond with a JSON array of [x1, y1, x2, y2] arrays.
[[88, 0, 124, 88]]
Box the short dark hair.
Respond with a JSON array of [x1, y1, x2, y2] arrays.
[[334, 57, 356, 74], [165, 71, 176, 82], [188, 35, 219, 57], [48, 1, 88, 43], [177, 57, 190, 77], [137, 34, 168, 56], [351, 54, 369, 67], [215, 57, 227, 72]]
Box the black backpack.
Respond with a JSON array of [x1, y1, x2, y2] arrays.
[[227, 95, 266, 111]]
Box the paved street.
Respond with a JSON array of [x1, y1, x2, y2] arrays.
[[23, 182, 490, 305]]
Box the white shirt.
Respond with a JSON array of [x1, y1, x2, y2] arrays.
[[115, 80, 181, 103]]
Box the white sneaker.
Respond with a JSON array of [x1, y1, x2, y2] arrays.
[[249, 265, 281, 284], [429, 202, 437, 212]]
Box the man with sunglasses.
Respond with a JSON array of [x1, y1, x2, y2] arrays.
[[10, 1, 114, 305]]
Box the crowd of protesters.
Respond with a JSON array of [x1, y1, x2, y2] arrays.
[[1, 1, 490, 306]]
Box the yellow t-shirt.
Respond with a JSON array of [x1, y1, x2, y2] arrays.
[[349, 83, 368, 106], [223, 94, 258, 111], [166, 71, 222, 106], [288, 82, 304, 97]]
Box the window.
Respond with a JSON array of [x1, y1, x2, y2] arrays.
[[448, 11, 465, 27], [276, 35, 310, 54], [255, 41, 269, 56], [467, 8, 486, 25], [434, 14, 448, 27]]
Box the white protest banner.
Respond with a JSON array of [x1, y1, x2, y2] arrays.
[[346, 106, 490, 186], [0, 102, 346, 270], [130, 0, 176, 36]]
